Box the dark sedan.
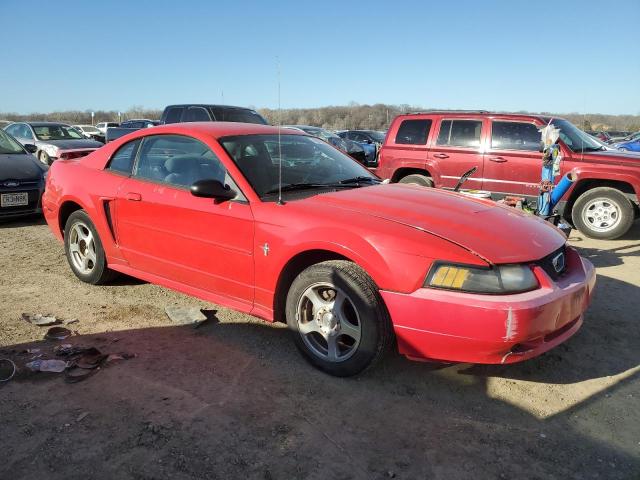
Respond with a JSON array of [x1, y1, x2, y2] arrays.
[[0, 129, 48, 220], [4, 122, 102, 165]]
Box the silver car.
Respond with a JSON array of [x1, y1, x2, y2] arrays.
[[3, 122, 103, 165]]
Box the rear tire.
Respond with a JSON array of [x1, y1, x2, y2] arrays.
[[285, 260, 392, 377], [398, 174, 433, 187], [64, 210, 118, 284], [572, 187, 634, 239]]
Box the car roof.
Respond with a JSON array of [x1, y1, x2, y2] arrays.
[[165, 104, 257, 111], [400, 110, 555, 122], [26, 121, 71, 127], [128, 121, 306, 139]]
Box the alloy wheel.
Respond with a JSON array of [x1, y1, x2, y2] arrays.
[[296, 282, 362, 362]]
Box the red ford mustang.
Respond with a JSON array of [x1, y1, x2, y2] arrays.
[[42, 122, 596, 376]]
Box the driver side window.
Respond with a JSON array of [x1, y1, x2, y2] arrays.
[[134, 135, 243, 198]]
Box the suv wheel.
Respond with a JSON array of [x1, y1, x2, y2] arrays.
[[572, 187, 634, 239], [398, 174, 434, 187], [285, 260, 392, 377]]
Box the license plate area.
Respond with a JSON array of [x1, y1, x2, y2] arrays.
[[1, 192, 29, 207]]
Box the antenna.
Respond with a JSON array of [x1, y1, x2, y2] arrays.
[[276, 57, 284, 205]]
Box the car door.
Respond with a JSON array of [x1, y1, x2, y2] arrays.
[[430, 118, 485, 189], [483, 120, 542, 197], [115, 134, 255, 306]]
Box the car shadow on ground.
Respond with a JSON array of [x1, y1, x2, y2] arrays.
[[0, 215, 46, 228], [1, 301, 638, 479]]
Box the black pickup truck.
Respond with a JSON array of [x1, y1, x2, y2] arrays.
[[105, 105, 268, 143]]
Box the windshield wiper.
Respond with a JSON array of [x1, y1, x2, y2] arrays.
[[338, 176, 381, 184]]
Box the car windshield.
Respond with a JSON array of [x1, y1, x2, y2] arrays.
[[33, 125, 84, 141], [211, 108, 267, 125], [220, 134, 379, 199], [367, 131, 386, 142], [0, 130, 26, 154], [551, 119, 604, 152], [301, 128, 348, 150]]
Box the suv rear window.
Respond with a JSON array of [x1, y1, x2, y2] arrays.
[[436, 120, 482, 148], [395, 119, 431, 145], [491, 121, 540, 151]]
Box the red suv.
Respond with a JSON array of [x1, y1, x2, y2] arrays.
[[377, 111, 640, 239]]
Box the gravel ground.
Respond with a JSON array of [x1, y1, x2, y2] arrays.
[[0, 217, 639, 480]]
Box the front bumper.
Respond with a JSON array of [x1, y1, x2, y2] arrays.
[[0, 185, 44, 219], [381, 248, 596, 364]]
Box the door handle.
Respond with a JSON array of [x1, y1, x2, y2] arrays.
[[433, 153, 449, 159], [125, 192, 142, 201], [489, 156, 507, 163]]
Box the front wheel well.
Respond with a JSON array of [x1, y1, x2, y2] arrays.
[[565, 179, 636, 219], [58, 201, 84, 237], [391, 168, 431, 183], [273, 250, 351, 323]]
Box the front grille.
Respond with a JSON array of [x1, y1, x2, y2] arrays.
[[0, 189, 41, 215], [537, 246, 567, 280]]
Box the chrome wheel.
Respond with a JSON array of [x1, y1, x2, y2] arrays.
[[581, 197, 621, 233], [296, 282, 361, 363], [68, 222, 97, 274]]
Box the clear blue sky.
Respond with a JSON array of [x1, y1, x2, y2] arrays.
[[1, 0, 638, 115]]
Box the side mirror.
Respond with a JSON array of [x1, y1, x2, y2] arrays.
[[365, 139, 373, 144], [190, 179, 236, 202], [24, 144, 38, 154]]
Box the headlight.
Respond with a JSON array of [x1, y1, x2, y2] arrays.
[[425, 263, 538, 294], [43, 145, 59, 156]]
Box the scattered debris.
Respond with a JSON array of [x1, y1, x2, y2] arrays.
[[0, 358, 17, 382], [21, 313, 61, 327], [45, 327, 72, 341], [106, 353, 136, 364], [76, 412, 89, 422], [54, 344, 92, 357], [25, 359, 68, 373], [165, 306, 209, 328], [65, 365, 99, 383], [25, 348, 41, 354], [64, 318, 79, 325]]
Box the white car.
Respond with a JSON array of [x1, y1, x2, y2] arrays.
[[73, 125, 103, 139], [94, 122, 120, 135]]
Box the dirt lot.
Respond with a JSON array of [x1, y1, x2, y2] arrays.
[[0, 217, 638, 480]]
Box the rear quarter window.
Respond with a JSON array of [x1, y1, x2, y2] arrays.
[[164, 107, 184, 124], [395, 119, 432, 145], [107, 139, 140, 174]]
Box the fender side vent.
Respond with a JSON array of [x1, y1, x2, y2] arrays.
[[103, 200, 116, 243]]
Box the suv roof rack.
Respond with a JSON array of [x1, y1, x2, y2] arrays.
[[405, 109, 491, 115]]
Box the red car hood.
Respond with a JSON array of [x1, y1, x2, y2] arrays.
[[306, 184, 566, 264], [581, 149, 640, 166]]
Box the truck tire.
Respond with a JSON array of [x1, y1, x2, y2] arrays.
[[398, 174, 434, 187], [572, 187, 634, 240], [285, 260, 392, 377]]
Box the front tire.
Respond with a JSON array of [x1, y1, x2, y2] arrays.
[[39, 151, 51, 165], [64, 210, 118, 284], [285, 260, 392, 377], [572, 187, 634, 239], [398, 174, 434, 187]]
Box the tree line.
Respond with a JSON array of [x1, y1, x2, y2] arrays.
[[2, 103, 639, 132]]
